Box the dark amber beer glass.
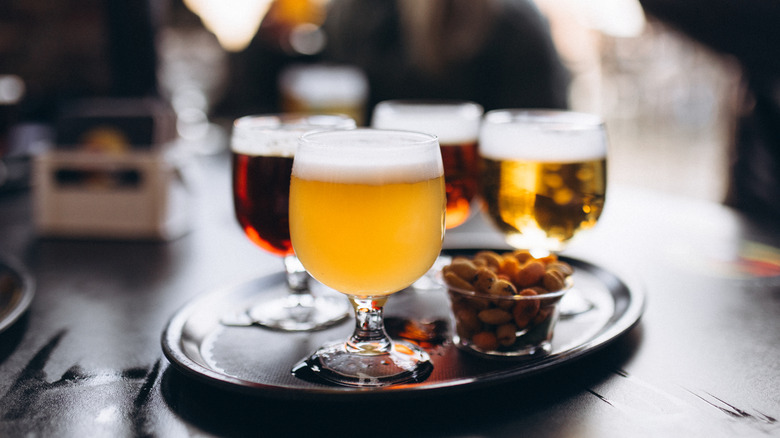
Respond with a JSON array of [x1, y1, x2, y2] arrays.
[[230, 113, 355, 331], [233, 154, 295, 256], [372, 100, 483, 229]]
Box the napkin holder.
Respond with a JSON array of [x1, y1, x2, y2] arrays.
[[33, 98, 192, 240]]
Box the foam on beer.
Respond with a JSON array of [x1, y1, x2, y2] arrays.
[[293, 130, 444, 184], [480, 122, 607, 162], [231, 115, 356, 157], [372, 111, 480, 144], [232, 128, 306, 157]]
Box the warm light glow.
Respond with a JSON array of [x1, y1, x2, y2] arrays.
[[0, 75, 25, 104], [535, 0, 646, 38], [183, 0, 273, 52], [582, 0, 646, 37]]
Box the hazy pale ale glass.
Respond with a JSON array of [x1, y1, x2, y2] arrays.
[[230, 113, 355, 331], [479, 110, 607, 254], [372, 100, 483, 229], [291, 172, 444, 296], [290, 128, 444, 387], [291, 131, 445, 295]]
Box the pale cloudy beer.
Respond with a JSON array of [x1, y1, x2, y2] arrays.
[[290, 129, 445, 296], [479, 110, 607, 253], [372, 100, 483, 229], [290, 128, 443, 387]]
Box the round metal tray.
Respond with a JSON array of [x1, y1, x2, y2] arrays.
[[0, 256, 35, 334], [161, 254, 644, 400]]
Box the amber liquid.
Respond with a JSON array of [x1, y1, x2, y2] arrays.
[[479, 156, 606, 252], [441, 141, 479, 229], [290, 175, 445, 296], [232, 153, 294, 257]]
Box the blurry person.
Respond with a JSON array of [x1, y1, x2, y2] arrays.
[[639, 0, 780, 220], [318, 0, 570, 119]]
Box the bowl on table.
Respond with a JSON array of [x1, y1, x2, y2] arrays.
[[441, 250, 573, 357]]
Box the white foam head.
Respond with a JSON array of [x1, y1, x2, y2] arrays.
[[293, 128, 444, 184], [479, 110, 607, 162], [231, 114, 356, 157], [371, 100, 483, 144], [279, 64, 368, 105]]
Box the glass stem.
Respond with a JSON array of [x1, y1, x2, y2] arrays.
[[346, 296, 391, 355], [284, 255, 312, 300], [284, 254, 314, 312]]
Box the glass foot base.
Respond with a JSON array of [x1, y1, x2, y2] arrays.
[[293, 340, 434, 387], [456, 335, 552, 358], [247, 294, 350, 332]]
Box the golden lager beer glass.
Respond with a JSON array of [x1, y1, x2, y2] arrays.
[[290, 129, 445, 386], [231, 114, 354, 331], [479, 109, 607, 315]]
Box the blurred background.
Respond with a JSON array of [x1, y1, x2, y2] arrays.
[[1, 0, 739, 203]]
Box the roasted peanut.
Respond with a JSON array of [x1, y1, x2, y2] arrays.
[[444, 271, 475, 291], [512, 289, 541, 328], [474, 251, 502, 270], [478, 308, 513, 325], [447, 258, 479, 281], [511, 250, 534, 264], [542, 269, 566, 292], [515, 261, 545, 287], [473, 267, 498, 293], [547, 261, 573, 277], [454, 308, 481, 334], [496, 323, 518, 346], [488, 279, 517, 309], [471, 258, 487, 268], [471, 331, 499, 351], [532, 307, 552, 326], [488, 279, 517, 296], [498, 256, 522, 282], [465, 294, 492, 311], [536, 254, 558, 266]]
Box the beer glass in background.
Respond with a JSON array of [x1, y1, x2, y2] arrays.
[[371, 100, 483, 230], [231, 114, 354, 331], [279, 64, 369, 126], [478, 109, 607, 316], [290, 129, 445, 386]]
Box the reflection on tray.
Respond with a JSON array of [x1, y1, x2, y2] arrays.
[[385, 317, 449, 349]]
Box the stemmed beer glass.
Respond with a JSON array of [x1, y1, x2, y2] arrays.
[[231, 114, 354, 331], [478, 110, 608, 316], [289, 129, 446, 386], [372, 100, 483, 230]]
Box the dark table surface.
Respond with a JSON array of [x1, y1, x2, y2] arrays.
[[1, 151, 779, 437]]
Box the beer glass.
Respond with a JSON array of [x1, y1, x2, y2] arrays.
[[478, 109, 607, 315], [231, 114, 354, 331], [290, 129, 445, 386], [371, 100, 483, 229]]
